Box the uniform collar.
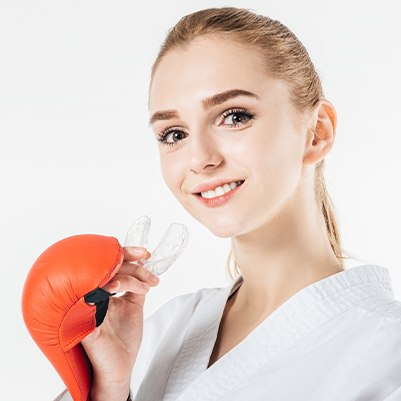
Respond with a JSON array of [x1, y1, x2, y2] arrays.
[[228, 263, 393, 302], [169, 264, 394, 401]]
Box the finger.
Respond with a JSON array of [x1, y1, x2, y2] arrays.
[[117, 262, 160, 286], [102, 280, 146, 306], [123, 246, 151, 262], [104, 275, 150, 295], [102, 279, 121, 294]]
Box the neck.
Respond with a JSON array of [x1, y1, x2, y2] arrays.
[[230, 191, 343, 321]]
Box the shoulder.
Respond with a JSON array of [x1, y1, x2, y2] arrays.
[[355, 298, 401, 368], [358, 290, 401, 322]]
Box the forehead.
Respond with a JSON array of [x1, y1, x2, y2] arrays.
[[148, 37, 283, 113]]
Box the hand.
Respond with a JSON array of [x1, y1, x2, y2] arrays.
[[81, 246, 160, 386]]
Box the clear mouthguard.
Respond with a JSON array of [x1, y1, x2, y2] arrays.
[[123, 215, 189, 275]]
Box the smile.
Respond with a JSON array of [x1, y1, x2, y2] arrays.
[[194, 180, 245, 208]]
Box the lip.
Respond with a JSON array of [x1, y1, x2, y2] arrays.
[[193, 180, 245, 208], [191, 178, 245, 194]]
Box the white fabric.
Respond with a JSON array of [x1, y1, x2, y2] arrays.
[[53, 264, 401, 401], [53, 388, 72, 401]]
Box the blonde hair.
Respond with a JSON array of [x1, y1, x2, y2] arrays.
[[149, 7, 354, 280]]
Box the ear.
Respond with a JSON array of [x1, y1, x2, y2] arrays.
[[303, 99, 337, 165]]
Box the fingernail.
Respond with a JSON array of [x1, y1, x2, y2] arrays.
[[149, 274, 159, 283], [141, 282, 150, 289]]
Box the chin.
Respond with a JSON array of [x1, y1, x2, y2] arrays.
[[208, 228, 234, 239], [204, 218, 245, 238], [181, 201, 246, 238]]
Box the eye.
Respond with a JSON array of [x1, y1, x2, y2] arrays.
[[220, 108, 255, 127], [155, 108, 255, 148], [156, 128, 187, 147]]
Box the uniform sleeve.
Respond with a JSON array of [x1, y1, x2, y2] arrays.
[[383, 385, 401, 400]]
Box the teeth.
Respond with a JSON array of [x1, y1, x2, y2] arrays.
[[200, 181, 243, 199]]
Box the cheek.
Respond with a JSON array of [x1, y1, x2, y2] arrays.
[[160, 154, 183, 195], [248, 126, 303, 193]]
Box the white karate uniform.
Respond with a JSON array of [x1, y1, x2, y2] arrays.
[[54, 264, 401, 401]]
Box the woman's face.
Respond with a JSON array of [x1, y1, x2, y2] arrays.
[[148, 37, 311, 238]]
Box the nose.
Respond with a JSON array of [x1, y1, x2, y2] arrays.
[[188, 128, 223, 174]]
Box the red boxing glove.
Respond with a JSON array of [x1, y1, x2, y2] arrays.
[[21, 234, 124, 401]]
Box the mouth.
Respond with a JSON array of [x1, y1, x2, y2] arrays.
[[192, 179, 246, 208], [193, 179, 245, 197]]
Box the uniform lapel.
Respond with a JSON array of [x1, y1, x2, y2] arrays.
[[163, 276, 243, 401], [172, 265, 393, 401]]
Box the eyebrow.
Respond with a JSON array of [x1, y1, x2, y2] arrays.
[[148, 88, 259, 126]]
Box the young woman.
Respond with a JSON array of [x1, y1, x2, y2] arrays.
[[54, 7, 401, 401]]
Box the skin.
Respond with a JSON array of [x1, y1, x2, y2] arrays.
[[148, 36, 344, 363], [82, 247, 160, 400]]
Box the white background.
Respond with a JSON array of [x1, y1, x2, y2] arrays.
[[1, 0, 400, 400]]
